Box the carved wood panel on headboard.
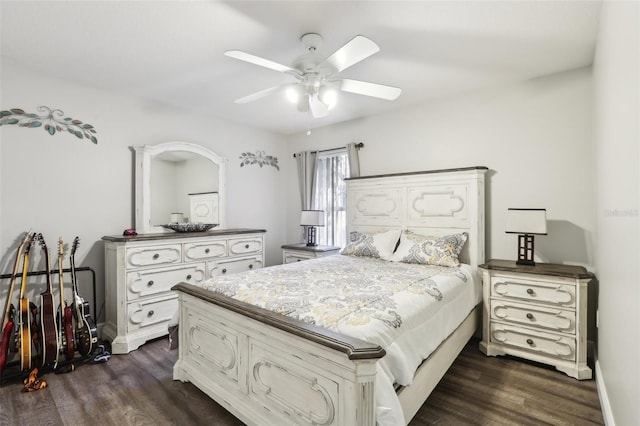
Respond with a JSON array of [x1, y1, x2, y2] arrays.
[[345, 167, 488, 269]]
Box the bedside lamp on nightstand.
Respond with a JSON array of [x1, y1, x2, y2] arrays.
[[301, 210, 324, 247], [505, 208, 547, 266]]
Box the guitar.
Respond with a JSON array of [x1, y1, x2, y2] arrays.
[[18, 233, 35, 371], [0, 230, 32, 374], [35, 233, 59, 368], [70, 237, 97, 356], [57, 237, 74, 361]]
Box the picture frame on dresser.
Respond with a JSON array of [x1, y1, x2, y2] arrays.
[[479, 259, 594, 380]]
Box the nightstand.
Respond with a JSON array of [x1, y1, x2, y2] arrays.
[[479, 259, 594, 380], [281, 243, 341, 264]]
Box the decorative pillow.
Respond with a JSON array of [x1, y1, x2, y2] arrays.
[[339, 229, 401, 260], [390, 230, 468, 267]]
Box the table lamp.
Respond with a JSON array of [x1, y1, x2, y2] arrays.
[[505, 208, 547, 266], [300, 210, 325, 247]]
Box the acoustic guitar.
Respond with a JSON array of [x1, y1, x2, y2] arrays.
[[18, 233, 35, 371], [36, 233, 59, 368], [0, 230, 32, 374], [70, 237, 97, 356], [57, 237, 75, 361]]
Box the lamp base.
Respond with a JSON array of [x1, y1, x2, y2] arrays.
[[306, 226, 318, 247], [516, 234, 536, 266]]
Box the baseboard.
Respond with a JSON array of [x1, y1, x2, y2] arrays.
[[595, 355, 615, 425]]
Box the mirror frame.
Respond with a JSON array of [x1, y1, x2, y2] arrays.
[[134, 141, 226, 234]]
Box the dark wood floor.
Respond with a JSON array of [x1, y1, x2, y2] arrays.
[[0, 337, 603, 425]]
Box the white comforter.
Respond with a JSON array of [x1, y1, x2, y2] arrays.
[[202, 255, 481, 425]]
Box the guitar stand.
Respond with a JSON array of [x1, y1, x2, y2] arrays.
[[0, 267, 98, 386]]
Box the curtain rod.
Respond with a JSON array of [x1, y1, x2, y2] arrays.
[[293, 142, 364, 158]]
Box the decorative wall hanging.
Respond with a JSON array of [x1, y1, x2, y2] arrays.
[[0, 106, 98, 144], [239, 151, 279, 170]]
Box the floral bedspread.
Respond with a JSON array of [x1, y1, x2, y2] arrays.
[[203, 254, 469, 343]]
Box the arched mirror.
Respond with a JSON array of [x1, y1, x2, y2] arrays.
[[134, 142, 226, 234]]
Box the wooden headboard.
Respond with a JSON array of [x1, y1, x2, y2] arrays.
[[345, 166, 488, 269]]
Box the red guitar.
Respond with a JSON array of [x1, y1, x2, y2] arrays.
[[0, 230, 32, 374], [57, 237, 74, 361], [36, 233, 59, 368], [70, 237, 97, 356]]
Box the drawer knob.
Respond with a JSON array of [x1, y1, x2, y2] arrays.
[[186, 274, 192, 280], [526, 338, 534, 346], [526, 288, 534, 295], [248, 264, 253, 269], [153, 253, 159, 260], [526, 313, 534, 320], [245, 244, 250, 249], [147, 280, 154, 287], [222, 268, 227, 274], [205, 248, 210, 254], [147, 310, 155, 317]]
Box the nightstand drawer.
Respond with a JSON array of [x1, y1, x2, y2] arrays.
[[491, 276, 575, 307], [490, 323, 576, 361], [284, 252, 314, 263], [491, 299, 575, 334]]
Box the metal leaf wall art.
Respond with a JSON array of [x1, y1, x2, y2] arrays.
[[0, 106, 98, 143], [239, 151, 279, 170]]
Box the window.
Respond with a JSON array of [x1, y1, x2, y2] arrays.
[[313, 150, 350, 247]]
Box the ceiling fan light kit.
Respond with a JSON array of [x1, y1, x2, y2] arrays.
[[224, 33, 401, 119]]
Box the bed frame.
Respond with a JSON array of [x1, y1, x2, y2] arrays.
[[172, 166, 487, 425]]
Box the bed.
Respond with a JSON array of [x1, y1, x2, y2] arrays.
[[172, 166, 487, 425]]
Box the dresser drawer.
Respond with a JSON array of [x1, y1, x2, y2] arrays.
[[491, 299, 576, 334], [184, 241, 227, 261], [490, 323, 576, 361], [209, 256, 263, 277], [228, 238, 263, 256], [127, 296, 178, 332], [126, 244, 182, 268], [491, 276, 575, 307], [127, 263, 206, 300]]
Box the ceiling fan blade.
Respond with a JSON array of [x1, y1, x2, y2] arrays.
[[309, 94, 329, 118], [340, 79, 402, 100], [234, 84, 288, 104], [224, 50, 302, 76], [324, 36, 380, 73]]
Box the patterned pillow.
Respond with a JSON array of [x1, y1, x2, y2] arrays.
[[390, 230, 468, 267], [339, 229, 401, 260]]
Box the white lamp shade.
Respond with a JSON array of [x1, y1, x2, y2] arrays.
[[505, 208, 547, 235], [300, 210, 325, 227]]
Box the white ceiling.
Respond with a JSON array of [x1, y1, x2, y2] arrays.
[[1, 1, 601, 135]]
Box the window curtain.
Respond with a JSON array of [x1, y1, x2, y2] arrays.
[[296, 151, 319, 242], [346, 142, 361, 178], [296, 151, 318, 210]]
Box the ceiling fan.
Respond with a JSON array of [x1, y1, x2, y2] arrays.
[[224, 33, 402, 118]]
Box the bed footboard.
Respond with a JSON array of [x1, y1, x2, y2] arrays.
[[172, 283, 386, 426]]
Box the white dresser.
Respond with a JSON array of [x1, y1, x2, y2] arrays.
[[102, 228, 266, 354], [479, 259, 593, 380]]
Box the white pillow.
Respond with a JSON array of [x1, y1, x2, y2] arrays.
[[390, 230, 468, 267], [340, 229, 401, 260]]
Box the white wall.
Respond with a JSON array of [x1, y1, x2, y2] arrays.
[[0, 62, 289, 327], [286, 68, 595, 271], [593, 1, 639, 424]]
